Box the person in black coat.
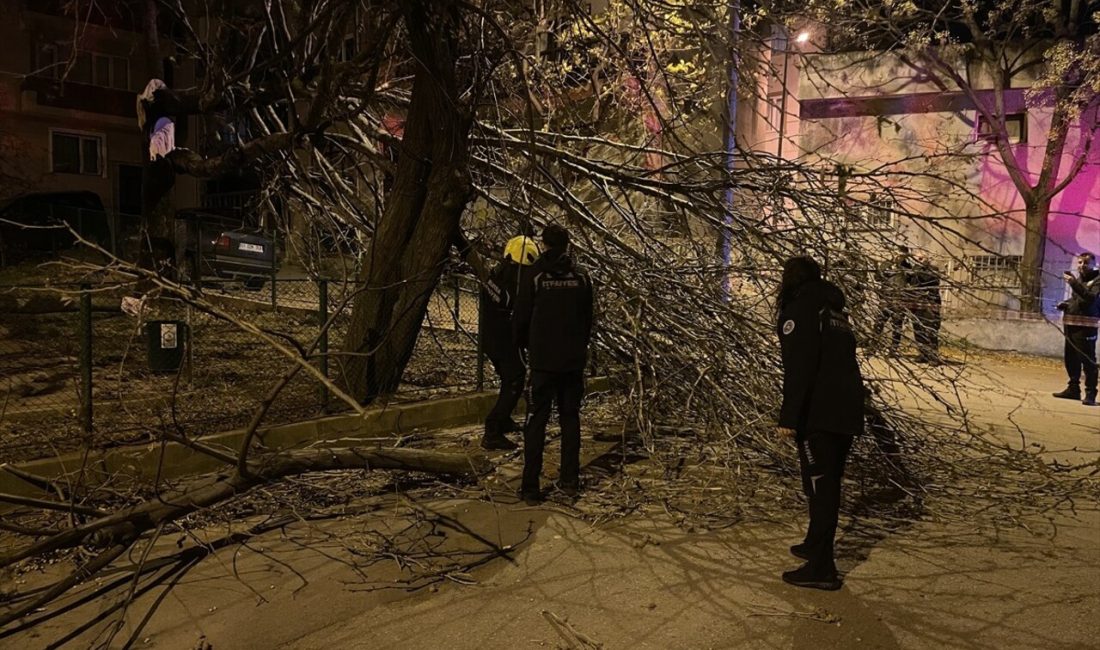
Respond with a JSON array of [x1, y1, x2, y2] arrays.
[[1053, 252, 1100, 406], [479, 236, 541, 449], [910, 253, 943, 364], [513, 224, 594, 504], [776, 256, 865, 590], [873, 247, 913, 354], [455, 232, 540, 450]]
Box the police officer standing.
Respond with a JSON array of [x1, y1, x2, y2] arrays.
[[776, 256, 865, 591], [1053, 252, 1100, 406], [513, 224, 594, 505]]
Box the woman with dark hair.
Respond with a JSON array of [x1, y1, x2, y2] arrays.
[[776, 255, 865, 590]]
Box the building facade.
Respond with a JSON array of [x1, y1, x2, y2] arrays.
[[0, 0, 199, 251], [775, 46, 1099, 315]]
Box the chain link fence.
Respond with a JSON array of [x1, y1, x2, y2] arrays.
[[0, 274, 486, 463]]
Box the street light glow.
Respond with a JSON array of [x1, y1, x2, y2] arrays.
[[795, 31, 810, 45]]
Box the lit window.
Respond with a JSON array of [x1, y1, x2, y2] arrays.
[[767, 96, 781, 128], [969, 254, 1020, 272], [51, 131, 102, 175], [864, 196, 896, 230]]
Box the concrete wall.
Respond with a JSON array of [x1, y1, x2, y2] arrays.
[[0, 377, 611, 499], [944, 316, 1070, 358]]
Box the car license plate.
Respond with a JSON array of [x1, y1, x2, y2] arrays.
[[238, 242, 264, 253]]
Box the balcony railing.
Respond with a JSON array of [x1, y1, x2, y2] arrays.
[[21, 77, 136, 118]]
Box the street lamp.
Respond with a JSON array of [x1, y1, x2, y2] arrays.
[[776, 30, 810, 162]]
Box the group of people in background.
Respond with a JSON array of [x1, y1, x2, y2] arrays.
[[874, 246, 943, 363]]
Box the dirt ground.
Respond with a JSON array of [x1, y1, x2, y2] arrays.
[[0, 280, 483, 462], [2, 353, 1098, 649]]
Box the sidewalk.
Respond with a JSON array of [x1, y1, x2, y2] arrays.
[[6, 352, 1098, 649]]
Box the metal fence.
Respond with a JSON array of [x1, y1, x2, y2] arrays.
[[0, 275, 486, 463]]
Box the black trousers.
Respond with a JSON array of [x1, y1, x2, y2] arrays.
[[1064, 329, 1098, 393], [796, 432, 854, 576], [874, 307, 907, 351], [913, 306, 941, 357], [521, 370, 584, 495], [484, 344, 526, 434]]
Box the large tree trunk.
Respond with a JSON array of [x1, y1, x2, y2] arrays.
[[340, 0, 473, 403], [139, 0, 175, 265], [1019, 195, 1052, 313]]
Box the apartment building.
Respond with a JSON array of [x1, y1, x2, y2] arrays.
[[0, 0, 202, 251]]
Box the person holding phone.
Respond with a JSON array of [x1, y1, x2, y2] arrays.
[[1054, 252, 1100, 406]]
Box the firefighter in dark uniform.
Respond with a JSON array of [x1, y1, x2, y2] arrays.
[[453, 231, 540, 450], [513, 224, 594, 504], [776, 256, 865, 591], [1053, 252, 1100, 406], [479, 236, 541, 449]]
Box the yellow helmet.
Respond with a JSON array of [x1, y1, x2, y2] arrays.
[[503, 236, 540, 265]]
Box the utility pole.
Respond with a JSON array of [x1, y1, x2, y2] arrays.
[[720, 0, 741, 302]]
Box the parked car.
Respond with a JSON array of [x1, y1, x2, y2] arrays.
[[174, 209, 276, 289], [0, 191, 111, 264]]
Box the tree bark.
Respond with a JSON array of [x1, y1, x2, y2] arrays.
[[340, 0, 473, 403], [140, 0, 173, 248], [1019, 195, 1052, 313], [143, 0, 163, 80]]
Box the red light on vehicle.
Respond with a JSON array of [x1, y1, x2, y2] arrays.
[[215, 235, 231, 249]]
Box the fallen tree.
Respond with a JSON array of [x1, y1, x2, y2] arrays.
[[0, 440, 489, 628], [1, 0, 1097, 639]]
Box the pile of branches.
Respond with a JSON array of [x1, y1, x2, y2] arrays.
[[1, 0, 1097, 639]]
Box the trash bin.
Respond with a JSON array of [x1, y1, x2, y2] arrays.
[[146, 320, 189, 373]]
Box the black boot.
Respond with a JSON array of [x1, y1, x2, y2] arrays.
[[782, 563, 842, 591], [480, 421, 518, 450], [1052, 385, 1081, 400], [1084, 391, 1098, 407], [518, 488, 541, 506], [481, 436, 518, 450]]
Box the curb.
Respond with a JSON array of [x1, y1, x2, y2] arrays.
[[0, 377, 611, 498]]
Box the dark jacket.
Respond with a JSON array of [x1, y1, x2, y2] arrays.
[[879, 258, 913, 308], [1061, 268, 1100, 332], [513, 251, 594, 372], [777, 278, 865, 436], [479, 260, 533, 358], [909, 263, 942, 310]]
